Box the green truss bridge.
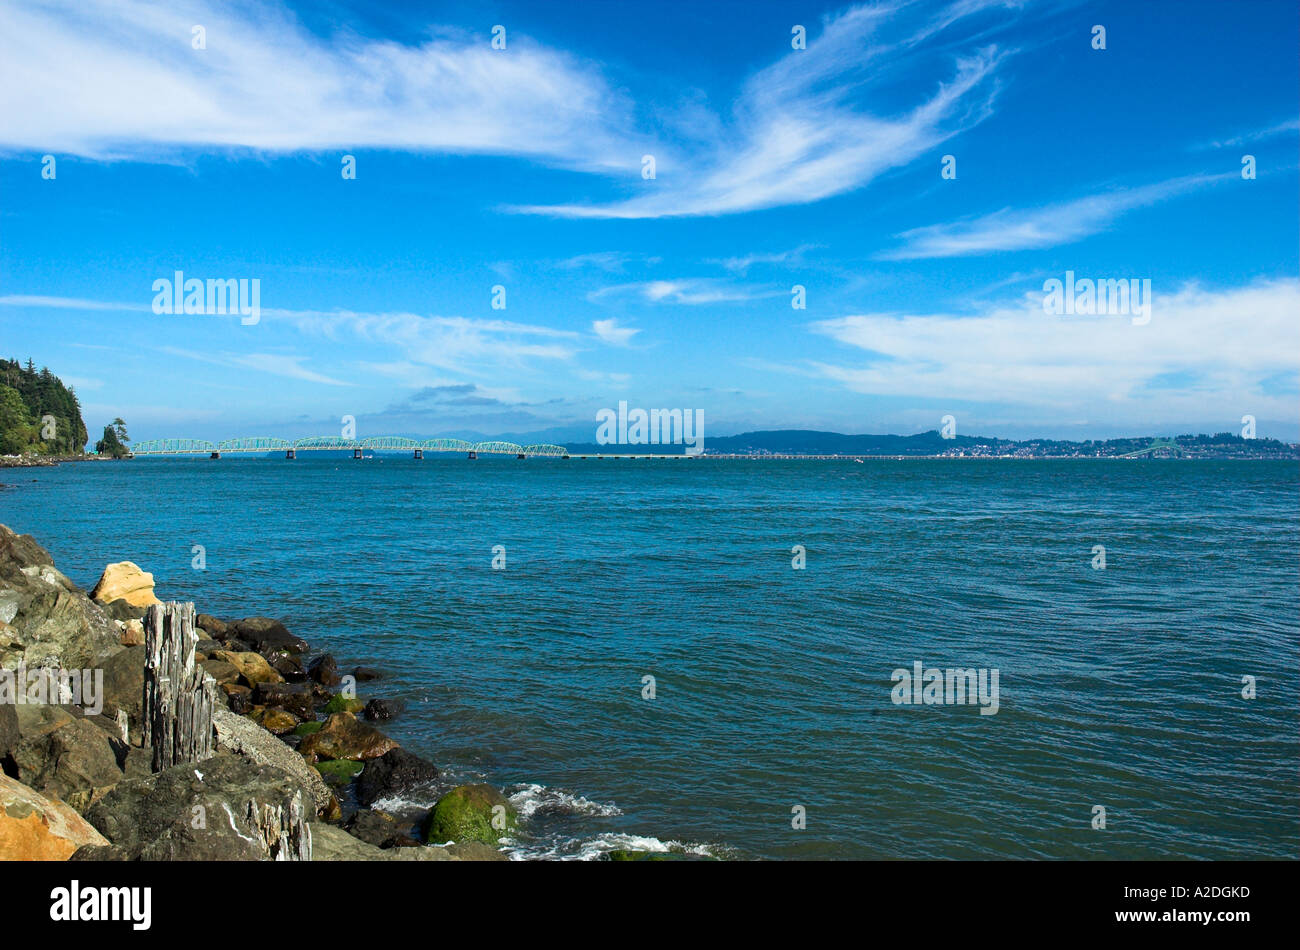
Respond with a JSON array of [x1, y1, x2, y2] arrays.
[[1114, 439, 1185, 458], [130, 437, 569, 459]]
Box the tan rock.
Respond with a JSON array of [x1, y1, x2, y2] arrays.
[[298, 713, 398, 762], [119, 619, 144, 646], [0, 773, 110, 860], [213, 650, 283, 687], [258, 708, 300, 736], [89, 562, 160, 608]]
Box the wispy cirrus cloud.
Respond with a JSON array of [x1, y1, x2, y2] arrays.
[[1, 294, 581, 373], [878, 173, 1226, 260], [0, 0, 637, 169], [158, 346, 351, 386], [712, 244, 823, 275], [589, 279, 777, 306], [1193, 117, 1300, 150], [804, 277, 1300, 419], [513, 1, 1013, 219], [554, 252, 662, 273]]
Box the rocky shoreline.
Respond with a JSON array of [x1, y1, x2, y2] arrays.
[[0, 522, 565, 861]]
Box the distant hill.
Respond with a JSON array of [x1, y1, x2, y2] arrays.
[[0, 358, 89, 456], [561, 429, 1298, 459]]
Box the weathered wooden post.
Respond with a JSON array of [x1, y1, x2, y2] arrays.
[[142, 601, 217, 771]]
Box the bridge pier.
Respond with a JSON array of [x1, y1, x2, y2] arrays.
[[353, 448, 362, 459], [414, 448, 423, 460], [467, 450, 477, 460], [210, 452, 221, 459], [286, 449, 296, 459], [516, 453, 525, 459]]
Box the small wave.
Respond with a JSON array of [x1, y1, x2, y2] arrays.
[[508, 831, 717, 862], [507, 782, 623, 819]]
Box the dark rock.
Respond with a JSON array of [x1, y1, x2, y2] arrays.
[[227, 617, 307, 655], [194, 637, 222, 658], [356, 747, 439, 807], [83, 752, 312, 860], [363, 698, 395, 722], [351, 667, 381, 682], [265, 651, 306, 683], [100, 598, 145, 622], [0, 702, 18, 773], [252, 682, 316, 719], [12, 712, 125, 813], [343, 809, 419, 849], [308, 654, 341, 686], [224, 686, 253, 715], [98, 646, 145, 737], [0, 525, 54, 570]]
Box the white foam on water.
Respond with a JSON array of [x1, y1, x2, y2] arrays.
[[507, 782, 623, 819], [507, 830, 717, 862]]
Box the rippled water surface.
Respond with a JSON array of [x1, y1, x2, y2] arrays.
[[3, 457, 1296, 859]]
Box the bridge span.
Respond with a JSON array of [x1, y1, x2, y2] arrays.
[[131, 436, 569, 459]]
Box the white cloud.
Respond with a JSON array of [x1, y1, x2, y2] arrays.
[[514, 2, 1011, 218], [589, 279, 775, 306], [806, 277, 1300, 422], [267, 309, 580, 371], [591, 318, 640, 346], [2, 293, 581, 373], [713, 244, 822, 275], [1195, 117, 1300, 150], [0, 0, 635, 169], [879, 174, 1224, 260], [158, 346, 352, 385]]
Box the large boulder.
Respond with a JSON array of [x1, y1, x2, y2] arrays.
[[226, 618, 307, 655], [355, 747, 439, 807], [11, 711, 125, 813], [89, 562, 160, 608], [0, 526, 122, 670], [211, 706, 332, 814], [81, 753, 312, 860], [297, 713, 397, 762], [421, 784, 518, 845], [98, 646, 145, 736], [0, 772, 110, 859]]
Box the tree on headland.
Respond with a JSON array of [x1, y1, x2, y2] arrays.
[[95, 424, 130, 458], [111, 417, 129, 444]]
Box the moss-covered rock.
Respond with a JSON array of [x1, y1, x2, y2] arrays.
[[323, 694, 365, 715], [313, 759, 364, 787], [421, 784, 517, 845], [293, 720, 323, 736]]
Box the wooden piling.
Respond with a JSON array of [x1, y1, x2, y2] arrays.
[[142, 602, 217, 771]]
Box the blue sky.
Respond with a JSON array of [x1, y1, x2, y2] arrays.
[[0, 0, 1296, 445]]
